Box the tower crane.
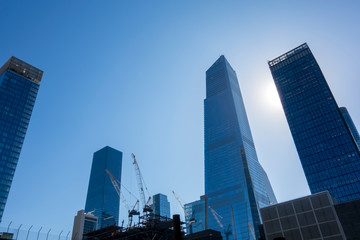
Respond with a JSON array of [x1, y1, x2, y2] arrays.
[[105, 169, 140, 228], [128, 200, 140, 227], [208, 205, 232, 240], [230, 203, 238, 240], [131, 153, 153, 213], [172, 191, 196, 234]]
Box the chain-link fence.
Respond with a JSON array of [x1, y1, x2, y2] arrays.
[[0, 221, 71, 240]]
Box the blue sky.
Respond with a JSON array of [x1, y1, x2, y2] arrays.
[[1, 0, 360, 233]]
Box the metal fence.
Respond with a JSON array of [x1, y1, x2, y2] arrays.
[[0, 221, 71, 240]]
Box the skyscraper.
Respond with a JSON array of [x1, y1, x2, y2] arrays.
[[85, 146, 122, 228], [339, 107, 360, 149], [269, 43, 360, 203], [152, 193, 170, 218], [184, 199, 206, 234], [204, 55, 277, 240], [0, 56, 43, 222]]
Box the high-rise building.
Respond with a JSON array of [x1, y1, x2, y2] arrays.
[[204, 55, 277, 240], [0, 57, 43, 222], [152, 193, 170, 219], [85, 146, 122, 228], [339, 107, 360, 149], [71, 209, 98, 240], [184, 198, 206, 234], [269, 43, 360, 203]]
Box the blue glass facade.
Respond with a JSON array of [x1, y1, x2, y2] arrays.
[[152, 193, 170, 218], [204, 56, 277, 240], [85, 146, 122, 228], [0, 57, 42, 222], [184, 199, 206, 234], [269, 43, 360, 203], [339, 107, 360, 150]]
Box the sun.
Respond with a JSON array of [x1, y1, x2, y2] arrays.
[[264, 81, 282, 110]]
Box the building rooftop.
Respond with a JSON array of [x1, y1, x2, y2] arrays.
[[0, 56, 43, 83], [268, 43, 309, 67]]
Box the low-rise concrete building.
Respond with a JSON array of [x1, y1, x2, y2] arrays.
[[260, 191, 346, 240], [72, 209, 98, 240]]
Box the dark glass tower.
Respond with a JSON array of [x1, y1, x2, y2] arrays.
[[339, 107, 360, 150], [204, 56, 277, 240], [85, 146, 122, 228], [0, 57, 43, 222], [269, 43, 360, 203]]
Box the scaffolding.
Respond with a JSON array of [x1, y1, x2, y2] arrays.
[[84, 214, 185, 240]]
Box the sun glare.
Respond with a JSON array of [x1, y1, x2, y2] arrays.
[[264, 81, 282, 110]]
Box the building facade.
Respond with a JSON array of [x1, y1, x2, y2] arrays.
[[334, 198, 360, 240], [339, 107, 360, 150], [72, 209, 98, 240], [85, 146, 122, 228], [152, 193, 171, 219], [0, 57, 43, 222], [204, 55, 277, 239], [269, 43, 360, 203], [184, 198, 206, 234], [185, 229, 223, 240], [260, 191, 346, 240]]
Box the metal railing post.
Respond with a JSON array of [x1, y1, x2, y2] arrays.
[[58, 230, 63, 240], [37, 227, 43, 240], [15, 224, 22, 240], [6, 221, 12, 233], [26, 225, 33, 240], [46, 229, 51, 240], [65, 231, 70, 240]]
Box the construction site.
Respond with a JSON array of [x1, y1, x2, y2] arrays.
[[87, 153, 222, 240], [83, 214, 184, 240]]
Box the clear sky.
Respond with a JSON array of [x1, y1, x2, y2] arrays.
[[1, 0, 360, 234]]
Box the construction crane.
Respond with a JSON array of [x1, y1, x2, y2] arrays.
[[230, 203, 238, 240], [128, 200, 140, 227], [105, 169, 140, 228], [208, 206, 232, 240], [172, 191, 196, 234], [131, 153, 153, 213]]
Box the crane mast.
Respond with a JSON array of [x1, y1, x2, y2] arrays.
[[105, 169, 130, 210], [105, 169, 139, 228], [131, 153, 152, 213], [172, 191, 196, 234], [230, 203, 238, 240], [208, 205, 232, 240], [128, 200, 140, 227], [208, 206, 224, 229]]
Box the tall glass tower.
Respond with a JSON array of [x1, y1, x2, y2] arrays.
[[269, 43, 360, 203], [85, 146, 122, 228], [204, 55, 277, 240], [339, 107, 360, 150], [184, 198, 206, 234], [0, 57, 43, 222], [152, 193, 170, 218]]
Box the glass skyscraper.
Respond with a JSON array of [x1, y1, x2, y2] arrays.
[[0, 57, 43, 222], [85, 146, 122, 228], [152, 193, 170, 218], [339, 107, 360, 150], [184, 199, 206, 234], [269, 43, 360, 203], [204, 55, 277, 240]]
